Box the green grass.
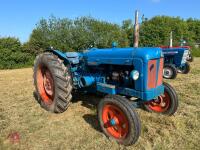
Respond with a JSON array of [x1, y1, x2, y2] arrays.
[[0, 58, 200, 150], [192, 48, 200, 57]]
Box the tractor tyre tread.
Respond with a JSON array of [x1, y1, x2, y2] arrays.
[[98, 95, 141, 146], [144, 82, 178, 116], [163, 64, 177, 79], [179, 62, 190, 74], [33, 52, 72, 113]]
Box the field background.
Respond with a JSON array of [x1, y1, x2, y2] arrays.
[[0, 58, 200, 150]]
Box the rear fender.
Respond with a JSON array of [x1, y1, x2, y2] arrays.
[[46, 50, 70, 65]]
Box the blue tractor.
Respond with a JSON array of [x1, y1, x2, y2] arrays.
[[161, 46, 191, 79], [33, 46, 178, 145]]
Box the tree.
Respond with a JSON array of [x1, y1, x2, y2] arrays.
[[26, 16, 129, 54], [122, 19, 134, 47], [139, 16, 193, 47], [187, 18, 200, 43], [0, 37, 33, 69]]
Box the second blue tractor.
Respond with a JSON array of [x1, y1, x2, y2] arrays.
[[161, 46, 191, 79]]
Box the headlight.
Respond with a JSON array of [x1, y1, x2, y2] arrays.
[[181, 50, 189, 63], [131, 70, 140, 80], [161, 51, 164, 57]]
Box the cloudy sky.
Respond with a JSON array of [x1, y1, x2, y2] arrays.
[[0, 0, 199, 42]]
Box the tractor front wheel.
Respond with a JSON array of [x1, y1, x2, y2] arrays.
[[144, 82, 178, 116], [187, 55, 194, 62], [33, 52, 72, 113], [178, 62, 190, 74], [98, 95, 141, 146], [163, 64, 177, 79]]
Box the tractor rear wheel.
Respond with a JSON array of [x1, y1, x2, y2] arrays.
[[178, 62, 190, 74], [98, 95, 141, 146], [143, 82, 178, 116], [163, 64, 177, 79], [33, 52, 72, 113]]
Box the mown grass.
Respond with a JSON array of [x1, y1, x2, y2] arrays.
[[0, 58, 200, 150], [192, 48, 200, 57]]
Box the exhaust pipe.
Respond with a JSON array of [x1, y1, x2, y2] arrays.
[[134, 10, 140, 48]]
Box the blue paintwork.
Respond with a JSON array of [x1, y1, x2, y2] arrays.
[[85, 47, 162, 65], [97, 82, 164, 101], [162, 47, 189, 67], [97, 82, 116, 95], [84, 47, 163, 96], [117, 84, 164, 101], [110, 119, 116, 126], [80, 76, 95, 87], [49, 47, 165, 102], [51, 50, 81, 64]]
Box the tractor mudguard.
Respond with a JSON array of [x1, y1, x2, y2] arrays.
[[46, 49, 69, 64], [46, 49, 80, 65]]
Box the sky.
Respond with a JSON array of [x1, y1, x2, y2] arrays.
[[0, 0, 199, 43]]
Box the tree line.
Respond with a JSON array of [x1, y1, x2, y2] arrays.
[[0, 16, 200, 69]]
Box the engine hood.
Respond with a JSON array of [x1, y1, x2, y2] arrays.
[[84, 47, 162, 66]]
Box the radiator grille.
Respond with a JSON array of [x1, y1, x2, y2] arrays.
[[148, 59, 157, 89], [148, 58, 163, 89], [157, 58, 164, 86]]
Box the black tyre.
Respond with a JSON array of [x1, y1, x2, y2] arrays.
[[163, 64, 177, 79], [187, 54, 194, 62], [98, 95, 141, 146], [143, 82, 178, 116], [33, 52, 73, 113], [178, 62, 190, 74]]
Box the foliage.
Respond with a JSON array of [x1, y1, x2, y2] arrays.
[[27, 16, 129, 54], [1, 15, 200, 69], [139, 16, 193, 47], [187, 18, 200, 43], [0, 37, 33, 69], [122, 19, 134, 47]]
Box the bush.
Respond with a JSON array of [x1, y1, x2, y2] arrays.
[[1, 16, 200, 69], [0, 37, 34, 69], [27, 16, 129, 54]]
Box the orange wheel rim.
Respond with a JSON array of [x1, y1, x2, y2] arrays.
[[102, 104, 129, 139], [146, 91, 170, 112], [37, 65, 54, 105]]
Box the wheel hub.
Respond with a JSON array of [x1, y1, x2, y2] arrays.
[[163, 68, 173, 78], [152, 95, 167, 107], [102, 105, 129, 139], [37, 66, 54, 104], [110, 118, 117, 126], [146, 92, 170, 113], [43, 70, 53, 96]]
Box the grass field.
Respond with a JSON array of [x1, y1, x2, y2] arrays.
[[0, 58, 200, 150]]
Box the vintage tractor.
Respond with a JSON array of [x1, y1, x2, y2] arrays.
[[161, 46, 191, 79], [33, 46, 179, 146]]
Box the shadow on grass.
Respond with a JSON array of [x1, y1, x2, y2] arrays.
[[33, 90, 101, 111], [72, 92, 102, 109], [72, 92, 102, 132], [33, 91, 43, 105], [32, 91, 144, 133], [33, 91, 38, 101], [33, 91, 102, 133], [82, 114, 102, 132]]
